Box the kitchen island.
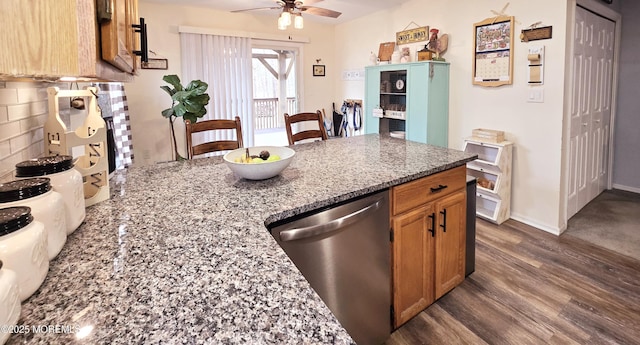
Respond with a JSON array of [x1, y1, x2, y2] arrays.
[[8, 134, 476, 344]]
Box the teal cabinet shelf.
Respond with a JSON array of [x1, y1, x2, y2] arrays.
[[364, 61, 450, 147]]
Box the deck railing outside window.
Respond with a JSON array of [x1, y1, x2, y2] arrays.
[[254, 97, 297, 130]]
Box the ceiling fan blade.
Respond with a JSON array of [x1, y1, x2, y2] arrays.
[[300, 6, 341, 18], [231, 6, 280, 13]]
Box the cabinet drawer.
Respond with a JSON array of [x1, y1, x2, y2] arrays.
[[392, 165, 466, 216]]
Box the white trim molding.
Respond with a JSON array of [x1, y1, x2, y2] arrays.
[[178, 26, 310, 43], [510, 213, 564, 236], [612, 184, 640, 194]]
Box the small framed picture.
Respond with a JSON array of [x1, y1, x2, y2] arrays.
[[313, 65, 325, 77], [141, 58, 168, 70]]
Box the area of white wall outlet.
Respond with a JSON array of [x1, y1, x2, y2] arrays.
[[527, 88, 544, 103], [342, 69, 365, 81]]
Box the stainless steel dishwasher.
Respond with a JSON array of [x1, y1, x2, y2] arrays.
[[269, 190, 390, 345]]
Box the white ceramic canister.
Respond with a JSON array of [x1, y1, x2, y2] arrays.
[[0, 259, 21, 345], [0, 178, 66, 260], [391, 50, 401, 64], [15, 155, 85, 234], [0, 207, 49, 302]]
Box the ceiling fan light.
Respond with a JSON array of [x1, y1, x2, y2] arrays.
[[280, 11, 292, 26], [277, 15, 287, 30], [294, 14, 304, 29]]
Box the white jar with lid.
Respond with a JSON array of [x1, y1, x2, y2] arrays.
[[0, 206, 49, 302], [15, 155, 85, 234], [0, 259, 21, 345], [0, 178, 66, 260]]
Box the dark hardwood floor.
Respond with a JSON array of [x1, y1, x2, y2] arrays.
[[387, 219, 640, 345]]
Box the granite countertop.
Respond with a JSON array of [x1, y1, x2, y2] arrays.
[[8, 134, 476, 344]]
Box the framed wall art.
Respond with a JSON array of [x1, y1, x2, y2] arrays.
[[313, 65, 325, 77], [472, 16, 515, 87]]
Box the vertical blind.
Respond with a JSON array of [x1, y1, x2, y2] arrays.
[[180, 32, 254, 151]]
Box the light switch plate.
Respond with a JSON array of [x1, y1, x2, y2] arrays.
[[527, 88, 544, 103], [342, 69, 365, 81]]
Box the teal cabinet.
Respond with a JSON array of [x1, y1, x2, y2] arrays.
[[364, 61, 450, 147]]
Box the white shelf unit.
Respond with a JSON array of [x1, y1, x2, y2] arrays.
[[463, 138, 513, 224]]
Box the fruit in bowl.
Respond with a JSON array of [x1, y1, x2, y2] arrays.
[[232, 149, 281, 163], [223, 146, 295, 180]]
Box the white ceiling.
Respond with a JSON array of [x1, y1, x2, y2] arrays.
[[141, 0, 412, 24]]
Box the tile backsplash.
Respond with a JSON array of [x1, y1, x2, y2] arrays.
[[0, 81, 131, 183], [0, 81, 52, 182]]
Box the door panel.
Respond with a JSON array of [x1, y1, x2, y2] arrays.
[[600, 17, 615, 193], [568, 6, 615, 218], [100, 0, 136, 73], [392, 204, 435, 328], [434, 190, 465, 299]]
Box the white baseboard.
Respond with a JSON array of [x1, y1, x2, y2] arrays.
[[509, 214, 562, 236], [612, 184, 640, 194]]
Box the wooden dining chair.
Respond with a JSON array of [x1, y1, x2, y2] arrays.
[[284, 110, 328, 145], [185, 116, 243, 159]]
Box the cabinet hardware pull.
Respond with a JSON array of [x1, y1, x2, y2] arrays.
[[440, 209, 447, 232], [133, 18, 149, 63], [428, 213, 435, 237], [430, 184, 448, 193]]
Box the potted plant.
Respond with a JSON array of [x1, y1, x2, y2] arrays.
[[160, 74, 211, 160]]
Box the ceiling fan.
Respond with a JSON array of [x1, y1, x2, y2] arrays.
[[232, 0, 342, 19]]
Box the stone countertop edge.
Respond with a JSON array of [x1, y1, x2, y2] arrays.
[[8, 134, 477, 345]]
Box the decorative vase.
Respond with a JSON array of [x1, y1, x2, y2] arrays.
[[369, 52, 379, 66], [391, 50, 401, 64]]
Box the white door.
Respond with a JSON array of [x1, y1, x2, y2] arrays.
[[597, 14, 615, 197], [568, 6, 616, 218]]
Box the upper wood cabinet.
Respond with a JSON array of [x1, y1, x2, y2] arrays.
[[0, 0, 139, 82], [100, 0, 138, 74]]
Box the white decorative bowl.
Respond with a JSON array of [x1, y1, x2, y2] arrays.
[[223, 146, 296, 180]]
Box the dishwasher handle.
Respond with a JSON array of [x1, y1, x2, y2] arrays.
[[278, 198, 383, 242]]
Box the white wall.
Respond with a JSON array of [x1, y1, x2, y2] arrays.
[[614, 0, 640, 192], [129, 2, 337, 164], [334, 0, 569, 233]]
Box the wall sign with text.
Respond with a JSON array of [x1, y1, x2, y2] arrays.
[[396, 26, 428, 45]]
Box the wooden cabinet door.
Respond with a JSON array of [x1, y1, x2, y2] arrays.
[[392, 204, 435, 328], [100, 0, 136, 73], [434, 189, 466, 299]]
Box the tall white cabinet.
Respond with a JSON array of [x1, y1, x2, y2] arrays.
[[463, 138, 513, 224]]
